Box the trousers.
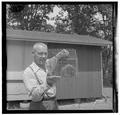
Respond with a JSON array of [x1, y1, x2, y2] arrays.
[[29, 97, 58, 110]]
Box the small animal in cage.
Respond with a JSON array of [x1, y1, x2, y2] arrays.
[[60, 64, 76, 77]]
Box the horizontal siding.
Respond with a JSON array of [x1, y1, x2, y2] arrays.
[[7, 82, 27, 95], [7, 71, 27, 101], [7, 71, 23, 80], [7, 94, 31, 101]]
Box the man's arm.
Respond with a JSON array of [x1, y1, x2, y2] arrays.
[[46, 49, 69, 75], [45, 49, 69, 98]]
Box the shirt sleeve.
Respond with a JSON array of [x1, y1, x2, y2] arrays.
[[46, 56, 58, 75], [23, 68, 45, 102]]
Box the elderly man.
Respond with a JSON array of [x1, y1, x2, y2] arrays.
[[23, 42, 69, 110]]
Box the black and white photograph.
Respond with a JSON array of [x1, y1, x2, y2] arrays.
[[2, 1, 118, 113]]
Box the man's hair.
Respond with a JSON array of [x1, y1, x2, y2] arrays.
[[32, 42, 48, 53]]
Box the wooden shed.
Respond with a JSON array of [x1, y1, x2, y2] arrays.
[[7, 29, 112, 102]]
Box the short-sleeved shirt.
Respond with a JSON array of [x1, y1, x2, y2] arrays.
[[23, 56, 58, 102]]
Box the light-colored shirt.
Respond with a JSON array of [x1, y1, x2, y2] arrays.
[[23, 57, 58, 102]]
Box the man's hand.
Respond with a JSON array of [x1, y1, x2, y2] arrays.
[[31, 86, 45, 102], [56, 49, 69, 60]]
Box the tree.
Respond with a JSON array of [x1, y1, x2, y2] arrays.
[[55, 4, 113, 37], [7, 4, 55, 32]]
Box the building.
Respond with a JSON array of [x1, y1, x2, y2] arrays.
[[7, 29, 112, 102]]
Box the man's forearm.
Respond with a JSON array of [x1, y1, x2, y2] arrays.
[[30, 85, 47, 102]]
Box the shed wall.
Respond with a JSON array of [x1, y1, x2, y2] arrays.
[[7, 40, 103, 101], [56, 45, 102, 99], [76, 46, 102, 97], [7, 40, 25, 71]]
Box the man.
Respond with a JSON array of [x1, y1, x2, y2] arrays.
[[23, 42, 69, 110]]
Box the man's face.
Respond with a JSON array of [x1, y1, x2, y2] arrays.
[[33, 45, 48, 66]]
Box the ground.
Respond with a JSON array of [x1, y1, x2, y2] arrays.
[[8, 87, 113, 110]]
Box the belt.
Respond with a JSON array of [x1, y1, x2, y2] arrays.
[[31, 96, 56, 103], [29, 97, 58, 110]]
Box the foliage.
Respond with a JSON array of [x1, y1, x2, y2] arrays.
[[55, 4, 113, 38], [7, 4, 55, 32]]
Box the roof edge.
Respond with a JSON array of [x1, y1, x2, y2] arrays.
[[6, 29, 112, 46]]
